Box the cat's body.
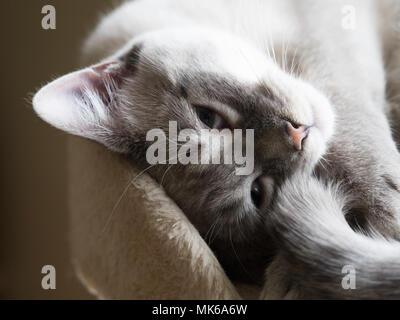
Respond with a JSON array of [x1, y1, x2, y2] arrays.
[[33, 0, 400, 297]]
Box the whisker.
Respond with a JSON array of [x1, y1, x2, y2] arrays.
[[228, 224, 255, 283], [290, 46, 299, 75], [101, 162, 160, 235], [205, 211, 225, 245], [101, 173, 136, 235], [160, 164, 174, 187], [236, 46, 262, 83]]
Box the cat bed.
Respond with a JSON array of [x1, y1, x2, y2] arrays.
[[68, 136, 262, 299]]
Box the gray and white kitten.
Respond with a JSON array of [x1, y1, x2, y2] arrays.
[[33, 0, 400, 293]]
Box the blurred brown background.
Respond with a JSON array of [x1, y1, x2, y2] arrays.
[[0, 0, 122, 299]]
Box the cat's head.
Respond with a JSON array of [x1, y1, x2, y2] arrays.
[[33, 28, 334, 250]]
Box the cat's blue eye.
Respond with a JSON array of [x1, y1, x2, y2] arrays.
[[195, 105, 229, 129]]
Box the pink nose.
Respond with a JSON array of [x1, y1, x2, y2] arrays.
[[286, 122, 310, 151]]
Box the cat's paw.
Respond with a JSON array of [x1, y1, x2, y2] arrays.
[[345, 172, 400, 240]]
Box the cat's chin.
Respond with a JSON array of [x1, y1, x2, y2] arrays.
[[301, 125, 330, 171], [298, 87, 335, 170], [310, 100, 335, 144]]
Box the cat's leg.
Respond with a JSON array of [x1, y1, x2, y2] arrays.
[[377, 43, 400, 233], [386, 46, 400, 147], [326, 52, 400, 239], [318, 105, 400, 239], [305, 55, 400, 238]]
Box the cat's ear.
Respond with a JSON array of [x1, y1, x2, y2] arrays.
[[33, 61, 132, 152]]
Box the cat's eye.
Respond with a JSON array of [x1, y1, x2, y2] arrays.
[[251, 176, 275, 210], [195, 105, 229, 129]]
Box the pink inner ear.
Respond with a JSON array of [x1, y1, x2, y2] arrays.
[[92, 61, 118, 73], [32, 61, 123, 135], [76, 62, 123, 105]]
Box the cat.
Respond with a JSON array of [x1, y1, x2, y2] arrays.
[[32, 0, 400, 293]]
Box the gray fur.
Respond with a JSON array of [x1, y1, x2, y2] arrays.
[[267, 173, 400, 299]]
